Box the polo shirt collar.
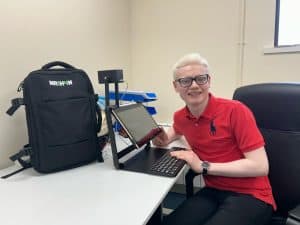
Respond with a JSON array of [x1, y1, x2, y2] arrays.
[[184, 93, 216, 120]]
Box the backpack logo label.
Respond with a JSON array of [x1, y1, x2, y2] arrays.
[[49, 80, 73, 87]]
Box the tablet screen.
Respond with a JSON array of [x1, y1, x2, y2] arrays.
[[112, 103, 161, 147]]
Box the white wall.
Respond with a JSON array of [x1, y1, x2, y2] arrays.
[[0, 0, 131, 168]]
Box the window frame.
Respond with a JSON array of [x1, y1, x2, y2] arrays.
[[274, 0, 280, 47]]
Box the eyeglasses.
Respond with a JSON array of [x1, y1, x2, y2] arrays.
[[175, 74, 209, 88]]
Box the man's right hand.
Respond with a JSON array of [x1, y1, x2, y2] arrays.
[[152, 129, 169, 146]]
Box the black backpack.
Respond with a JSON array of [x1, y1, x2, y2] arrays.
[[2, 61, 104, 178]]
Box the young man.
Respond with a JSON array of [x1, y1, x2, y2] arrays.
[[153, 53, 276, 225]]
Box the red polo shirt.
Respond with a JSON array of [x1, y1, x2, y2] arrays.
[[173, 94, 276, 210]]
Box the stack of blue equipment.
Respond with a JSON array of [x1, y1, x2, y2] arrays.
[[98, 90, 158, 132], [98, 90, 157, 115]]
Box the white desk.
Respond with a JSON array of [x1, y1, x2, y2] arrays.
[[0, 136, 187, 225]]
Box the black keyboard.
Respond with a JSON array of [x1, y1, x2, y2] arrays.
[[150, 150, 186, 177]]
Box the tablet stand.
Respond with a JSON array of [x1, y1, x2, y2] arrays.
[[99, 70, 137, 169]]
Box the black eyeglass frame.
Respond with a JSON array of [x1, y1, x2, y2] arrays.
[[175, 74, 209, 88]]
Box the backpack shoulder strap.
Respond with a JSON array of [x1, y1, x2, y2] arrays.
[[1, 145, 32, 179], [95, 94, 102, 133], [1, 166, 31, 179], [6, 98, 24, 116]]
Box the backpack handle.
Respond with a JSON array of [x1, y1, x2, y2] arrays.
[[41, 61, 75, 70]]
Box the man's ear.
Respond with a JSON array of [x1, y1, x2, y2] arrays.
[[207, 74, 211, 88], [173, 81, 179, 93]]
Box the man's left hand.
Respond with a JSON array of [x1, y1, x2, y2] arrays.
[[170, 149, 202, 173]]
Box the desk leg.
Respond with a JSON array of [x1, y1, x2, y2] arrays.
[[146, 204, 162, 225]]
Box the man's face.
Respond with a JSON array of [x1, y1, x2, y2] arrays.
[[173, 64, 210, 107]]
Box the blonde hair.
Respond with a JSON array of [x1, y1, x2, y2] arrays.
[[172, 53, 210, 79]]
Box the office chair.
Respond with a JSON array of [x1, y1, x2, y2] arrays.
[[185, 83, 300, 225]]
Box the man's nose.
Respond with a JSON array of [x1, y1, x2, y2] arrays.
[[190, 79, 199, 88]]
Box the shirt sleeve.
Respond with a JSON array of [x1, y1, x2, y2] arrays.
[[172, 111, 183, 135], [230, 102, 265, 153]]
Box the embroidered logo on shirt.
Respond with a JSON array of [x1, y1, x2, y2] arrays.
[[210, 119, 216, 135]]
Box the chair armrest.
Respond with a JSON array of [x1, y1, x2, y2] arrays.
[[185, 169, 201, 199], [287, 204, 300, 224]]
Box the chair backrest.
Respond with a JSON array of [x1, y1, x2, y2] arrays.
[[233, 83, 300, 215]]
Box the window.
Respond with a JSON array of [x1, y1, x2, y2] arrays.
[[275, 0, 300, 47]]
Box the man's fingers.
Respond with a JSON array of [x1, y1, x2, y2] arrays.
[[170, 150, 186, 159]]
